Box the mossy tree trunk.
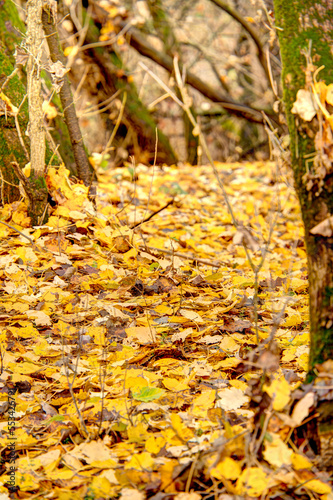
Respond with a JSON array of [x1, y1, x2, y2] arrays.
[[71, 5, 177, 165], [0, 0, 76, 209], [274, 0, 333, 373], [0, 0, 29, 204]]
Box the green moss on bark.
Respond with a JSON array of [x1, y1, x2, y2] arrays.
[[274, 0, 333, 371]]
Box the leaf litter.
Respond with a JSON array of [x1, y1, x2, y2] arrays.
[[0, 160, 329, 499]]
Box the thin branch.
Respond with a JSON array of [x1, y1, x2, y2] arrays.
[[180, 41, 231, 94], [209, 0, 270, 83], [0, 220, 34, 244], [102, 91, 127, 156], [106, 17, 276, 125], [131, 198, 174, 229], [139, 245, 230, 268], [42, 7, 92, 187]]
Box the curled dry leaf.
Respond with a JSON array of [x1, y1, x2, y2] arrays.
[[233, 227, 260, 252], [310, 216, 333, 237], [0, 92, 18, 116], [290, 391, 315, 426], [291, 88, 318, 121]]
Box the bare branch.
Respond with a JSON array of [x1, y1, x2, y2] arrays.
[[209, 0, 270, 83]]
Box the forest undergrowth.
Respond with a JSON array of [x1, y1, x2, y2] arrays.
[[0, 160, 330, 500]]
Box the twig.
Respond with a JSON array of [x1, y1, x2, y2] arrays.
[[138, 245, 230, 267], [102, 91, 127, 156], [0, 219, 34, 244], [209, 0, 270, 83], [0, 68, 19, 93], [131, 198, 174, 229], [14, 94, 29, 161]]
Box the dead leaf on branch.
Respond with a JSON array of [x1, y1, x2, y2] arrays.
[[310, 215, 333, 236], [233, 226, 260, 252], [46, 60, 70, 93], [291, 88, 318, 121], [0, 92, 18, 116]]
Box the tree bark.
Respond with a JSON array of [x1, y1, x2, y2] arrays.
[[274, 0, 333, 371], [0, 1, 75, 205], [42, 8, 92, 187], [0, 1, 29, 204], [70, 9, 177, 165], [26, 0, 45, 176]]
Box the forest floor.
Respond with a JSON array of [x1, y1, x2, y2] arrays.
[[0, 160, 330, 500]]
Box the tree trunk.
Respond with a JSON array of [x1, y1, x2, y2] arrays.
[[0, 1, 76, 206], [0, 1, 29, 204], [42, 7, 92, 187], [273, 1, 333, 372], [65, 6, 177, 166]]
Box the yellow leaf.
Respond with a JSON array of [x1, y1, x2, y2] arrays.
[[8, 324, 39, 339], [15, 247, 38, 263], [288, 277, 308, 293], [89, 476, 114, 498], [214, 358, 240, 369], [264, 376, 291, 411], [63, 45, 79, 58], [125, 376, 147, 390], [16, 472, 40, 491], [7, 361, 40, 375], [0, 92, 18, 114], [126, 326, 156, 344], [291, 89, 318, 121], [120, 489, 145, 500], [179, 308, 204, 323], [219, 336, 239, 352], [291, 452, 312, 470], [229, 379, 248, 391], [174, 494, 202, 500], [125, 451, 154, 470], [89, 326, 106, 345], [127, 422, 150, 443], [236, 467, 269, 497], [123, 247, 137, 262], [296, 352, 309, 371], [211, 456, 241, 480], [100, 469, 119, 485], [162, 377, 189, 391], [155, 304, 173, 315], [161, 427, 183, 446], [171, 413, 194, 442], [314, 81, 327, 103], [107, 6, 119, 17], [283, 314, 303, 327], [263, 435, 292, 467], [216, 387, 249, 411], [26, 310, 51, 326], [68, 210, 87, 220], [145, 435, 166, 454], [326, 83, 333, 105], [306, 479, 331, 494], [42, 100, 58, 119], [192, 388, 215, 408], [69, 441, 116, 469], [47, 468, 75, 480]]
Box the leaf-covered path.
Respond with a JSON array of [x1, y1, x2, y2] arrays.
[[0, 160, 325, 499]]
